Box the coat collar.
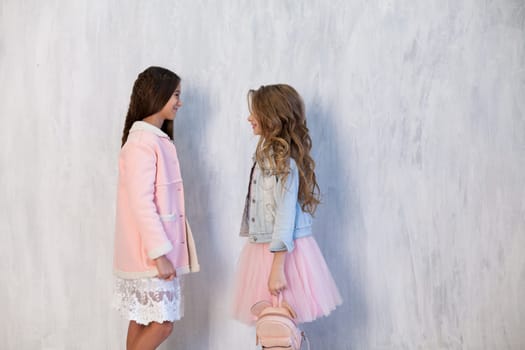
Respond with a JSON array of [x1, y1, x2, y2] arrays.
[[130, 121, 170, 139]]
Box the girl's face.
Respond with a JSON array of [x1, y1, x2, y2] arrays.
[[247, 113, 262, 135], [160, 84, 182, 120]]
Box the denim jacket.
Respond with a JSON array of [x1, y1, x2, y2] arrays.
[[239, 158, 313, 252]]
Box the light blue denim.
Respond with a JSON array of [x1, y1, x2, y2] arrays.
[[240, 158, 312, 252]]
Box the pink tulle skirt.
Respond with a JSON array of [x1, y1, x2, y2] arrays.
[[232, 236, 342, 325]]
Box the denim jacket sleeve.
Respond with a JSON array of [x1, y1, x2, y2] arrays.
[[269, 159, 299, 252]]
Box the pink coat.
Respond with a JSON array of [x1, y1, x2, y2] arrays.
[[114, 121, 191, 279]]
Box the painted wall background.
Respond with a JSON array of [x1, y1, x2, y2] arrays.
[[1, 0, 524, 349]]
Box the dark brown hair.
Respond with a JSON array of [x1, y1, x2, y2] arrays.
[[249, 84, 321, 214], [121, 66, 181, 146]]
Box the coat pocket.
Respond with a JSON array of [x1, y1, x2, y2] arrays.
[[159, 213, 177, 222], [155, 180, 184, 217]]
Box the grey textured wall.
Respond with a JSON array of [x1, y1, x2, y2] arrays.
[[1, 0, 524, 349]]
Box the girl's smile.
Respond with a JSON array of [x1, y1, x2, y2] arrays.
[[247, 114, 261, 135], [161, 85, 182, 121]]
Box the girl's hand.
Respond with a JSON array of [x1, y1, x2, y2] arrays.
[[268, 251, 287, 296], [154, 255, 176, 280], [268, 266, 287, 296]]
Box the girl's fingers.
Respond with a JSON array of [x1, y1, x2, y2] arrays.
[[269, 286, 285, 295], [160, 273, 172, 280]]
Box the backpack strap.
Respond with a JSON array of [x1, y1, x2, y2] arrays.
[[301, 331, 311, 350], [271, 294, 283, 308], [272, 294, 297, 319]]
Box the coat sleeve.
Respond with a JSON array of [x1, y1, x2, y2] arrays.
[[269, 159, 299, 252], [121, 139, 173, 259]]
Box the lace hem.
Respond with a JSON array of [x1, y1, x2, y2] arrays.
[[113, 277, 183, 325]]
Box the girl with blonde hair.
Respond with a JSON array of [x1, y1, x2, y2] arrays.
[[233, 84, 342, 327]]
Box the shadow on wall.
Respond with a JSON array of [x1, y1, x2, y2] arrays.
[[164, 84, 215, 350], [302, 99, 368, 349]]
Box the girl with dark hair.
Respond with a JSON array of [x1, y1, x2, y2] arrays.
[[113, 66, 198, 349], [233, 84, 342, 328]]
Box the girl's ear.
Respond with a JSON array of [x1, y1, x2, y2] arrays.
[[250, 300, 271, 317]]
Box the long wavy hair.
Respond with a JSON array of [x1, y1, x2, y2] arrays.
[[249, 84, 320, 214], [121, 66, 181, 146]]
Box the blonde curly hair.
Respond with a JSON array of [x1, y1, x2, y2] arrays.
[[249, 84, 320, 214]]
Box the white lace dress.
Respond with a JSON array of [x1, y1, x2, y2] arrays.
[[113, 277, 183, 325]]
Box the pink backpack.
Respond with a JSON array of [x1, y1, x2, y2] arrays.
[[251, 295, 310, 349]]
